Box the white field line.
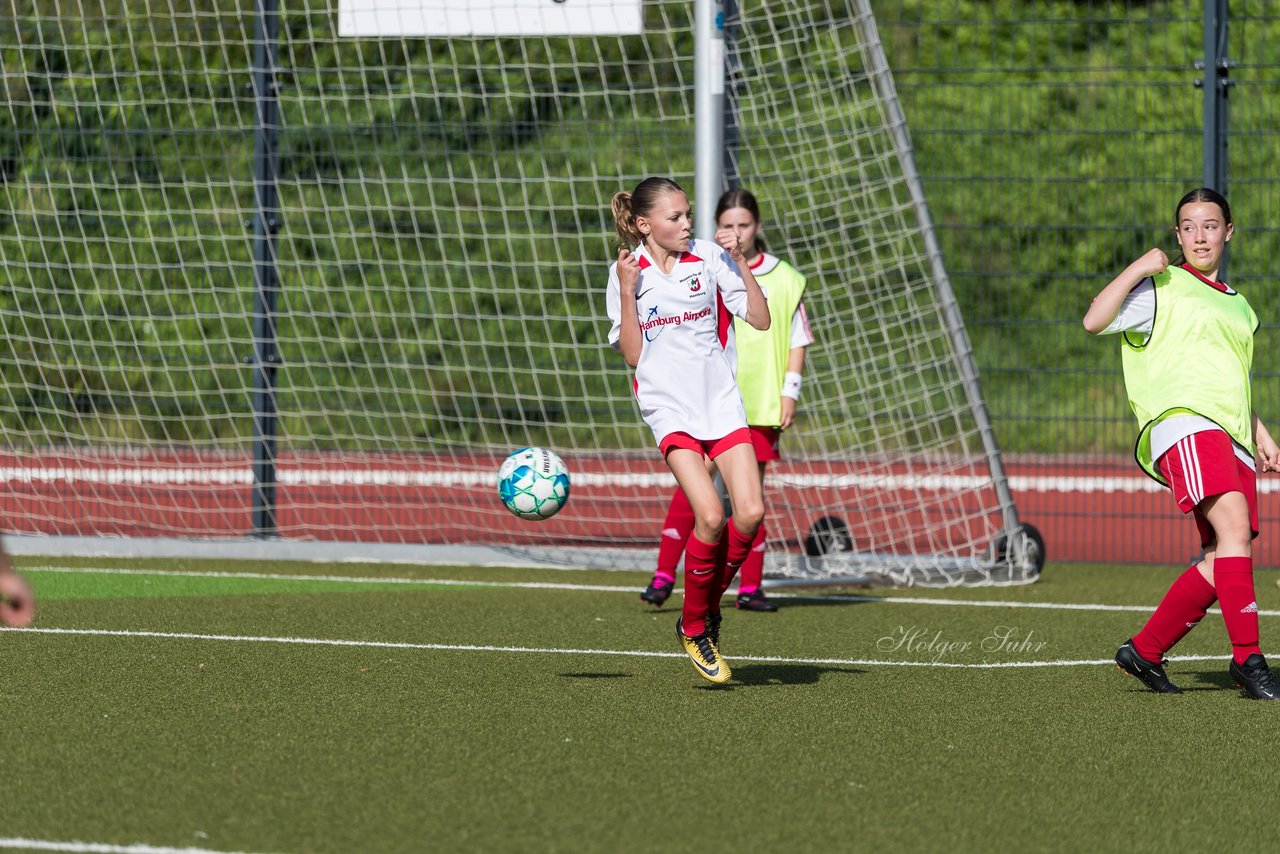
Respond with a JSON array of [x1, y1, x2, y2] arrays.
[[3, 625, 1230, 670], [23, 564, 1280, 618], [2, 464, 1266, 494], [0, 838, 257, 854]]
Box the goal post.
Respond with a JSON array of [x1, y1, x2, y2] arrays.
[[730, 0, 1042, 586], [0, 0, 1042, 586]]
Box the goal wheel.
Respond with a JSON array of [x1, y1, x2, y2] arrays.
[[990, 523, 1045, 577], [803, 515, 853, 557]]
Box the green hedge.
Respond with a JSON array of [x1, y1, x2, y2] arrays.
[[2, 1, 1276, 453]]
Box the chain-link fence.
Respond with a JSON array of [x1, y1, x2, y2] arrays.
[[3, 1, 1277, 567], [872, 0, 1280, 564]]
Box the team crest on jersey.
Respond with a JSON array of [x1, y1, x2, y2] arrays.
[[688, 276, 703, 294]]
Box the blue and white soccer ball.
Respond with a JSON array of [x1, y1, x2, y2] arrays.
[[497, 447, 570, 520]]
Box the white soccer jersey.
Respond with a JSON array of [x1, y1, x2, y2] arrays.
[[606, 238, 759, 445], [790, 301, 814, 348], [1101, 277, 1157, 336]]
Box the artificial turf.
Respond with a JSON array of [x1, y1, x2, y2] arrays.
[[2, 558, 1277, 853]]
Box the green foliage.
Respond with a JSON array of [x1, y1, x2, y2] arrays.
[[2, 1, 1278, 453]]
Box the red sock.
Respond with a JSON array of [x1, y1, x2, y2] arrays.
[[654, 489, 695, 584], [680, 534, 719, 637], [715, 520, 755, 597], [736, 522, 767, 595], [710, 532, 729, 616], [1133, 565, 1217, 663], [1213, 555, 1261, 665]]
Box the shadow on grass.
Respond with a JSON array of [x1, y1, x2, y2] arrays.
[[710, 663, 865, 688], [1115, 668, 1235, 694], [1185, 669, 1238, 692], [635, 605, 679, 615], [630, 594, 883, 616], [754, 595, 884, 610]]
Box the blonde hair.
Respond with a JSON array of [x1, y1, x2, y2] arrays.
[[611, 177, 685, 250]]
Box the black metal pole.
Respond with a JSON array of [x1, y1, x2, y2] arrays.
[[250, 0, 281, 536], [1198, 0, 1230, 194], [722, 0, 740, 189]]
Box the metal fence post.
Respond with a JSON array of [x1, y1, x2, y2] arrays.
[[250, 0, 281, 537], [722, 0, 740, 190], [695, 0, 726, 238], [1198, 0, 1230, 197]]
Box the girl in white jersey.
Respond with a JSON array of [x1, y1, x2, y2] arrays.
[[606, 176, 770, 684], [640, 188, 814, 614], [1085, 187, 1280, 700]]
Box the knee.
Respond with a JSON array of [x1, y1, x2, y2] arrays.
[[696, 507, 726, 537], [1205, 493, 1253, 554], [733, 500, 764, 532], [1217, 522, 1254, 554]]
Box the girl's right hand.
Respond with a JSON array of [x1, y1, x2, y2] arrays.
[[617, 247, 639, 295], [1134, 247, 1171, 277], [0, 570, 35, 628], [714, 226, 744, 261]]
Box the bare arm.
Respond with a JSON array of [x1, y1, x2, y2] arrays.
[[778, 346, 806, 430], [615, 248, 643, 367], [1083, 247, 1168, 334], [1255, 410, 1280, 473], [715, 227, 770, 331], [786, 345, 807, 375]]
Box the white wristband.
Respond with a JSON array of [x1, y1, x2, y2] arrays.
[[781, 371, 802, 401]]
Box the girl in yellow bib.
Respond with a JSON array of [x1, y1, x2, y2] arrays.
[[1084, 187, 1280, 699]]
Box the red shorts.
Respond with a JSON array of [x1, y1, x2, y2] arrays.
[[660, 428, 752, 460], [749, 425, 781, 463], [1156, 430, 1258, 547]]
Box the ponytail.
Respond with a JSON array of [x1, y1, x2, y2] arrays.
[[612, 191, 641, 249]]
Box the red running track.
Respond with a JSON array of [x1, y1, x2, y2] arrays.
[[1, 450, 1277, 567]]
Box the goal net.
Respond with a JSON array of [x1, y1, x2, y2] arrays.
[[0, 0, 1040, 586]]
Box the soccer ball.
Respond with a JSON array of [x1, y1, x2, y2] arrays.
[[497, 447, 570, 520]]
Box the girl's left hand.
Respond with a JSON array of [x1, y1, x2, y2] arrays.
[[714, 226, 745, 261], [779, 397, 797, 430], [1258, 433, 1280, 473]]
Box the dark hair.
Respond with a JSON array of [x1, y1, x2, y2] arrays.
[[611, 177, 685, 249], [715, 188, 767, 252], [1171, 187, 1232, 266]]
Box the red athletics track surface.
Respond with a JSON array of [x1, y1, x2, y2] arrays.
[[1, 450, 1278, 568]]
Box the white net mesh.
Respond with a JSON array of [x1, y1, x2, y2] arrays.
[[0, 0, 1036, 585]]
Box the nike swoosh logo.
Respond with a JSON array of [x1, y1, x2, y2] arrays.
[[691, 657, 720, 678], [636, 287, 654, 300]]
